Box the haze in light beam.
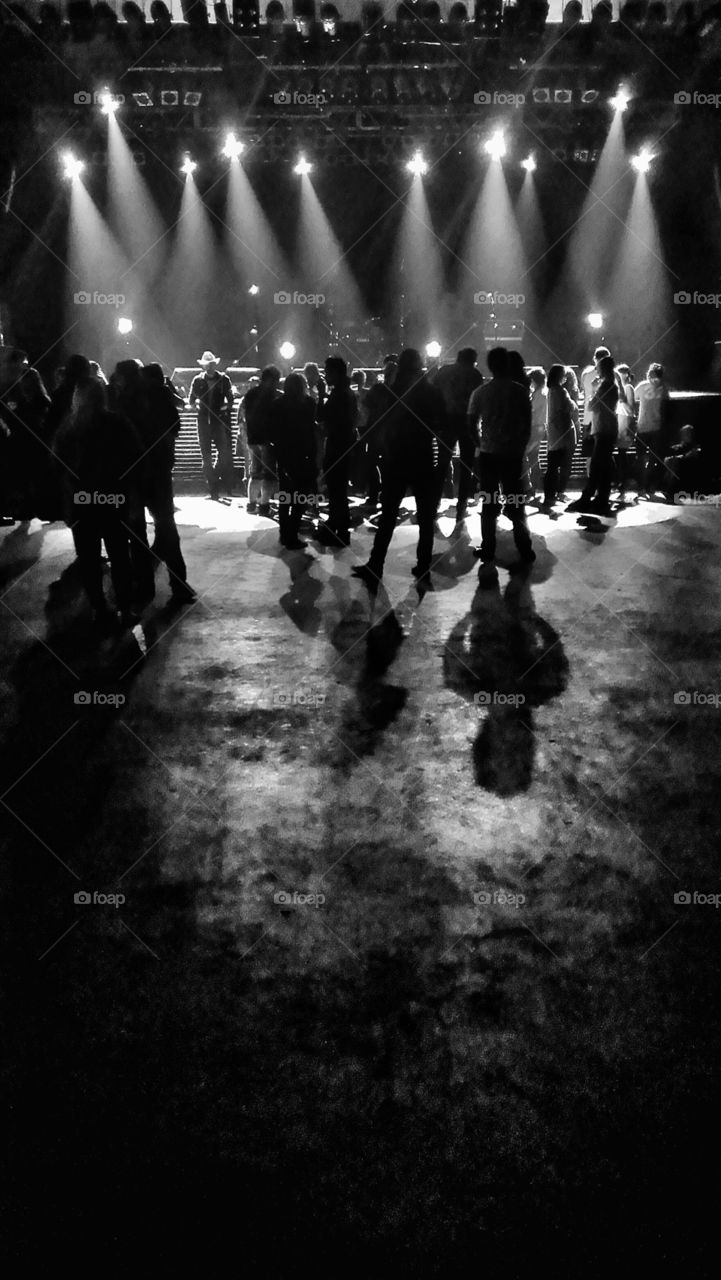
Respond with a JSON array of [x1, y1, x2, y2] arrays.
[[607, 175, 678, 370], [161, 175, 220, 364], [393, 176, 446, 351]]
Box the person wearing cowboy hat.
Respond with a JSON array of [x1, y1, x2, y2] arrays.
[[189, 352, 235, 500]]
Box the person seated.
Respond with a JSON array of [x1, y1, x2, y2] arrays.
[[662, 425, 704, 502]]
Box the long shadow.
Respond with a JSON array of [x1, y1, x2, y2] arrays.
[[443, 569, 569, 794], [0, 520, 47, 593]]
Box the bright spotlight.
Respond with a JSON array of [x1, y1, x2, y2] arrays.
[[248, 284, 260, 296], [61, 151, 85, 180], [222, 132, 245, 161], [631, 147, 654, 174], [610, 89, 631, 113], [279, 341, 296, 360], [98, 90, 120, 116], [425, 341, 442, 359], [484, 130, 507, 161], [180, 156, 197, 176], [587, 313, 604, 330], [293, 155, 312, 176], [406, 150, 429, 177], [117, 317, 133, 335], [521, 154, 536, 173]]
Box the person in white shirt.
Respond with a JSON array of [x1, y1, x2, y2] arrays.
[[634, 363, 670, 498], [526, 368, 547, 501]]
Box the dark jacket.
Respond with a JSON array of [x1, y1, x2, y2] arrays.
[[270, 395, 317, 480], [319, 382, 358, 462], [380, 374, 446, 468], [244, 385, 282, 446], [189, 371, 233, 431]]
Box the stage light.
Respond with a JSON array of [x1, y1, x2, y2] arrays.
[[554, 89, 573, 104], [184, 92, 202, 107], [610, 89, 631, 113], [581, 89, 600, 104], [532, 88, 552, 104], [117, 317, 133, 335], [98, 90, 120, 116], [631, 147, 654, 174], [293, 155, 312, 175], [279, 341, 296, 360], [406, 150, 429, 177], [161, 90, 180, 107], [587, 312, 604, 330], [248, 284, 260, 295], [521, 154, 536, 172], [180, 156, 197, 176], [61, 151, 85, 180], [222, 132, 245, 161], [484, 130, 506, 161], [132, 92, 153, 108], [425, 340, 441, 359]]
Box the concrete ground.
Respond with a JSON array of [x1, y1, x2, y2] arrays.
[[3, 494, 720, 1273]]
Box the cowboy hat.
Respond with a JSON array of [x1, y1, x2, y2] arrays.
[[197, 351, 221, 366]]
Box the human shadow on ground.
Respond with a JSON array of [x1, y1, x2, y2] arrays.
[[0, 520, 48, 593], [443, 567, 569, 794]]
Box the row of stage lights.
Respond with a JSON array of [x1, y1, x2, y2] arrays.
[[60, 87, 655, 180]]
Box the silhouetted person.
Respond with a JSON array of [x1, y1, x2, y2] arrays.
[[467, 346, 534, 584], [362, 354, 398, 510], [0, 346, 50, 519], [432, 347, 484, 523], [542, 364, 578, 509], [567, 354, 619, 516], [189, 352, 235, 500], [662, 424, 703, 502], [316, 356, 358, 547], [270, 372, 318, 550], [53, 377, 141, 630], [243, 364, 281, 515], [352, 347, 445, 591], [137, 363, 196, 605], [635, 362, 670, 498]]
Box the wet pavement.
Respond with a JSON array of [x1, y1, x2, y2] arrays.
[[3, 495, 720, 1272]]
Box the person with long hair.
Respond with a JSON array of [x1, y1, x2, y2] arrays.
[[270, 372, 319, 550], [53, 377, 143, 629], [542, 364, 578, 510], [615, 363, 637, 502]]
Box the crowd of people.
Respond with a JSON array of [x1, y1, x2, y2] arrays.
[[0, 339, 706, 626]]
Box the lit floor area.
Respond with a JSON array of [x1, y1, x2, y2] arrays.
[[4, 495, 720, 1269]]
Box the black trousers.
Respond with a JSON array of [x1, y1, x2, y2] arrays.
[[580, 434, 616, 506], [323, 453, 351, 535], [544, 447, 574, 504], [368, 461, 438, 576], [477, 454, 533, 563], [72, 509, 133, 612], [278, 467, 316, 544], [143, 469, 188, 593], [198, 421, 234, 494], [436, 415, 477, 513]]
